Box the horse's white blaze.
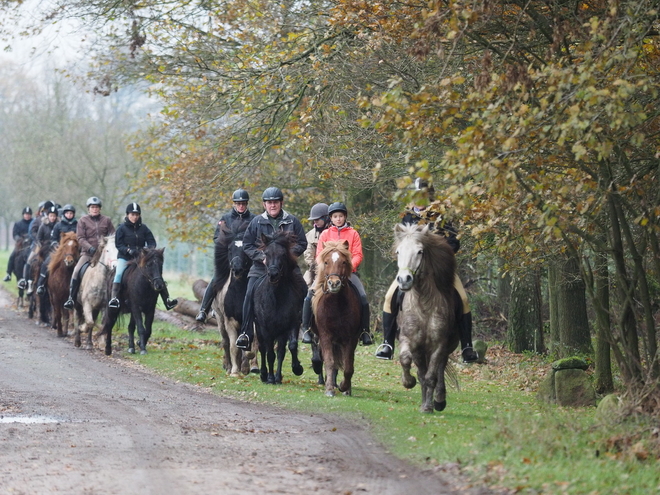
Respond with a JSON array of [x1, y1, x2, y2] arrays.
[[67, 240, 74, 247], [331, 252, 340, 263], [235, 240, 243, 247]]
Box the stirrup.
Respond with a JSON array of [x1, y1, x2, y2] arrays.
[[360, 331, 373, 346], [195, 310, 207, 323], [36, 285, 45, 295], [17, 278, 26, 290], [301, 329, 313, 344], [108, 298, 120, 309], [375, 343, 393, 360], [63, 298, 74, 310], [165, 298, 178, 311], [236, 333, 251, 350], [26, 280, 34, 295], [462, 346, 479, 363]]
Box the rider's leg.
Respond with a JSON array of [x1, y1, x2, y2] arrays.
[[455, 275, 478, 363], [375, 280, 401, 359], [63, 255, 88, 309], [300, 289, 314, 343], [159, 284, 178, 311], [196, 277, 217, 322], [35, 257, 50, 295], [236, 276, 258, 350], [108, 259, 126, 309], [4, 251, 16, 281], [350, 273, 373, 346]]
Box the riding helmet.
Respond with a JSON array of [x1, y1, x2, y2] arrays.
[[308, 203, 329, 220], [22, 206, 33, 215], [47, 205, 58, 216], [232, 189, 250, 202], [43, 200, 55, 211], [62, 204, 76, 214], [126, 202, 141, 215], [262, 187, 284, 201], [86, 196, 102, 207], [328, 202, 348, 216]]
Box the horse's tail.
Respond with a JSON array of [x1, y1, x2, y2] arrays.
[[445, 359, 460, 391]]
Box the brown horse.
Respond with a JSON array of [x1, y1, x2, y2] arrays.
[[311, 240, 362, 397], [28, 242, 51, 325], [47, 232, 80, 337]]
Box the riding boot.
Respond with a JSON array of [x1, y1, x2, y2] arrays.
[[375, 311, 397, 359], [108, 283, 121, 309], [236, 277, 257, 350], [63, 277, 80, 310], [459, 311, 479, 363], [300, 290, 314, 344], [196, 282, 215, 322], [36, 273, 47, 295], [160, 287, 178, 311], [359, 302, 373, 346], [3, 273, 11, 282]]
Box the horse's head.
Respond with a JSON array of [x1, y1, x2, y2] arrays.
[[137, 248, 166, 292], [260, 232, 296, 284], [318, 240, 352, 294], [96, 235, 118, 269], [394, 223, 428, 291], [60, 232, 80, 267], [228, 238, 251, 279]]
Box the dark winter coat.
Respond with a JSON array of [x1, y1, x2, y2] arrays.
[[36, 221, 56, 245], [243, 210, 307, 278], [115, 217, 157, 261], [12, 218, 31, 241], [213, 207, 256, 243], [51, 217, 78, 244], [77, 214, 115, 255]]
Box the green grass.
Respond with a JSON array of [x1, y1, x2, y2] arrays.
[[2, 248, 658, 494]]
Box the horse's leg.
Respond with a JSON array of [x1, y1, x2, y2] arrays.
[[311, 339, 324, 385], [274, 336, 287, 384], [74, 306, 83, 348], [81, 303, 95, 349], [144, 308, 155, 348], [258, 338, 269, 383], [127, 314, 137, 354], [338, 340, 356, 396], [433, 351, 449, 412], [399, 339, 417, 389], [266, 341, 277, 384], [288, 327, 304, 377], [320, 337, 336, 397], [101, 311, 119, 356], [418, 352, 434, 413]]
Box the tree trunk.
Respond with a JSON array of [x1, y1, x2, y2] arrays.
[[592, 248, 614, 394], [547, 263, 560, 356], [507, 269, 542, 353]]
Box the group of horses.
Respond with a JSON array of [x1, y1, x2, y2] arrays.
[[210, 222, 462, 413], [9, 222, 460, 412], [8, 233, 170, 357]]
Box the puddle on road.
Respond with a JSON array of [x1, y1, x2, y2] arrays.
[[0, 416, 62, 424]]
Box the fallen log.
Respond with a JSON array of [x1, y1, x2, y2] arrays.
[[171, 297, 217, 326], [192, 279, 208, 302]]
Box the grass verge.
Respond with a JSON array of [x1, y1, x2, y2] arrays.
[[1, 249, 658, 494]]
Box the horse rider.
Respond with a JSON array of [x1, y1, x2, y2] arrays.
[[36, 204, 78, 295], [108, 202, 178, 311], [300, 203, 330, 343], [4, 206, 32, 282], [18, 200, 55, 290], [195, 189, 256, 323], [235, 187, 308, 350], [375, 178, 479, 363], [22, 205, 59, 295], [301, 202, 373, 346], [63, 197, 116, 310]]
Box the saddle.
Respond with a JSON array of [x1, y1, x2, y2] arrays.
[[78, 261, 92, 280]]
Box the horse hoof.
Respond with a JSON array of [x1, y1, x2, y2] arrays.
[[434, 400, 447, 412], [260, 373, 268, 383], [421, 407, 434, 414], [250, 367, 260, 374], [140, 350, 147, 355], [245, 351, 256, 360], [342, 389, 352, 396], [230, 372, 241, 378], [128, 348, 135, 354], [311, 359, 323, 375], [325, 390, 335, 397], [402, 377, 416, 389], [267, 377, 276, 385], [292, 364, 304, 376]]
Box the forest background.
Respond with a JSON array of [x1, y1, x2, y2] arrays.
[[0, 0, 658, 428]]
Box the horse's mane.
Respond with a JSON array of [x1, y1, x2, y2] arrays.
[[131, 247, 164, 268], [15, 234, 30, 251], [48, 232, 79, 271], [313, 240, 353, 292], [259, 231, 298, 263], [395, 223, 456, 298]]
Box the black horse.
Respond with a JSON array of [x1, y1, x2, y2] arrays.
[[253, 231, 307, 384], [212, 225, 254, 376], [100, 248, 166, 356], [8, 235, 30, 308]]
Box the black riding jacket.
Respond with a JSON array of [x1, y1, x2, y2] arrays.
[[51, 217, 78, 244], [115, 217, 157, 261], [36, 220, 57, 245], [12, 218, 31, 241], [243, 209, 307, 278], [402, 209, 460, 254], [213, 207, 256, 243]]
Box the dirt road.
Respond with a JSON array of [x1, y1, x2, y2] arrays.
[[0, 289, 485, 494]]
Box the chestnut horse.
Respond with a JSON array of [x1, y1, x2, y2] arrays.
[[311, 240, 362, 397], [393, 223, 460, 413], [47, 232, 80, 337]]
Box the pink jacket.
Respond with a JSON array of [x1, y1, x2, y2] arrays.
[[317, 225, 363, 272]]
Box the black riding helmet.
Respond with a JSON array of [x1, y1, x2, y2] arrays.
[[62, 204, 76, 215], [126, 202, 141, 215], [47, 205, 58, 216], [22, 206, 33, 215], [262, 187, 284, 201], [232, 189, 250, 202], [328, 202, 348, 216]]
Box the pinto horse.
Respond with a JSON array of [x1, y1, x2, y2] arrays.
[[47, 232, 80, 337], [253, 232, 306, 384], [100, 248, 166, 356], [311, 240, 362, 397], [394, 223, 460, 413], [73, 236, 117, 349], [212, 226, 254, 376]]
